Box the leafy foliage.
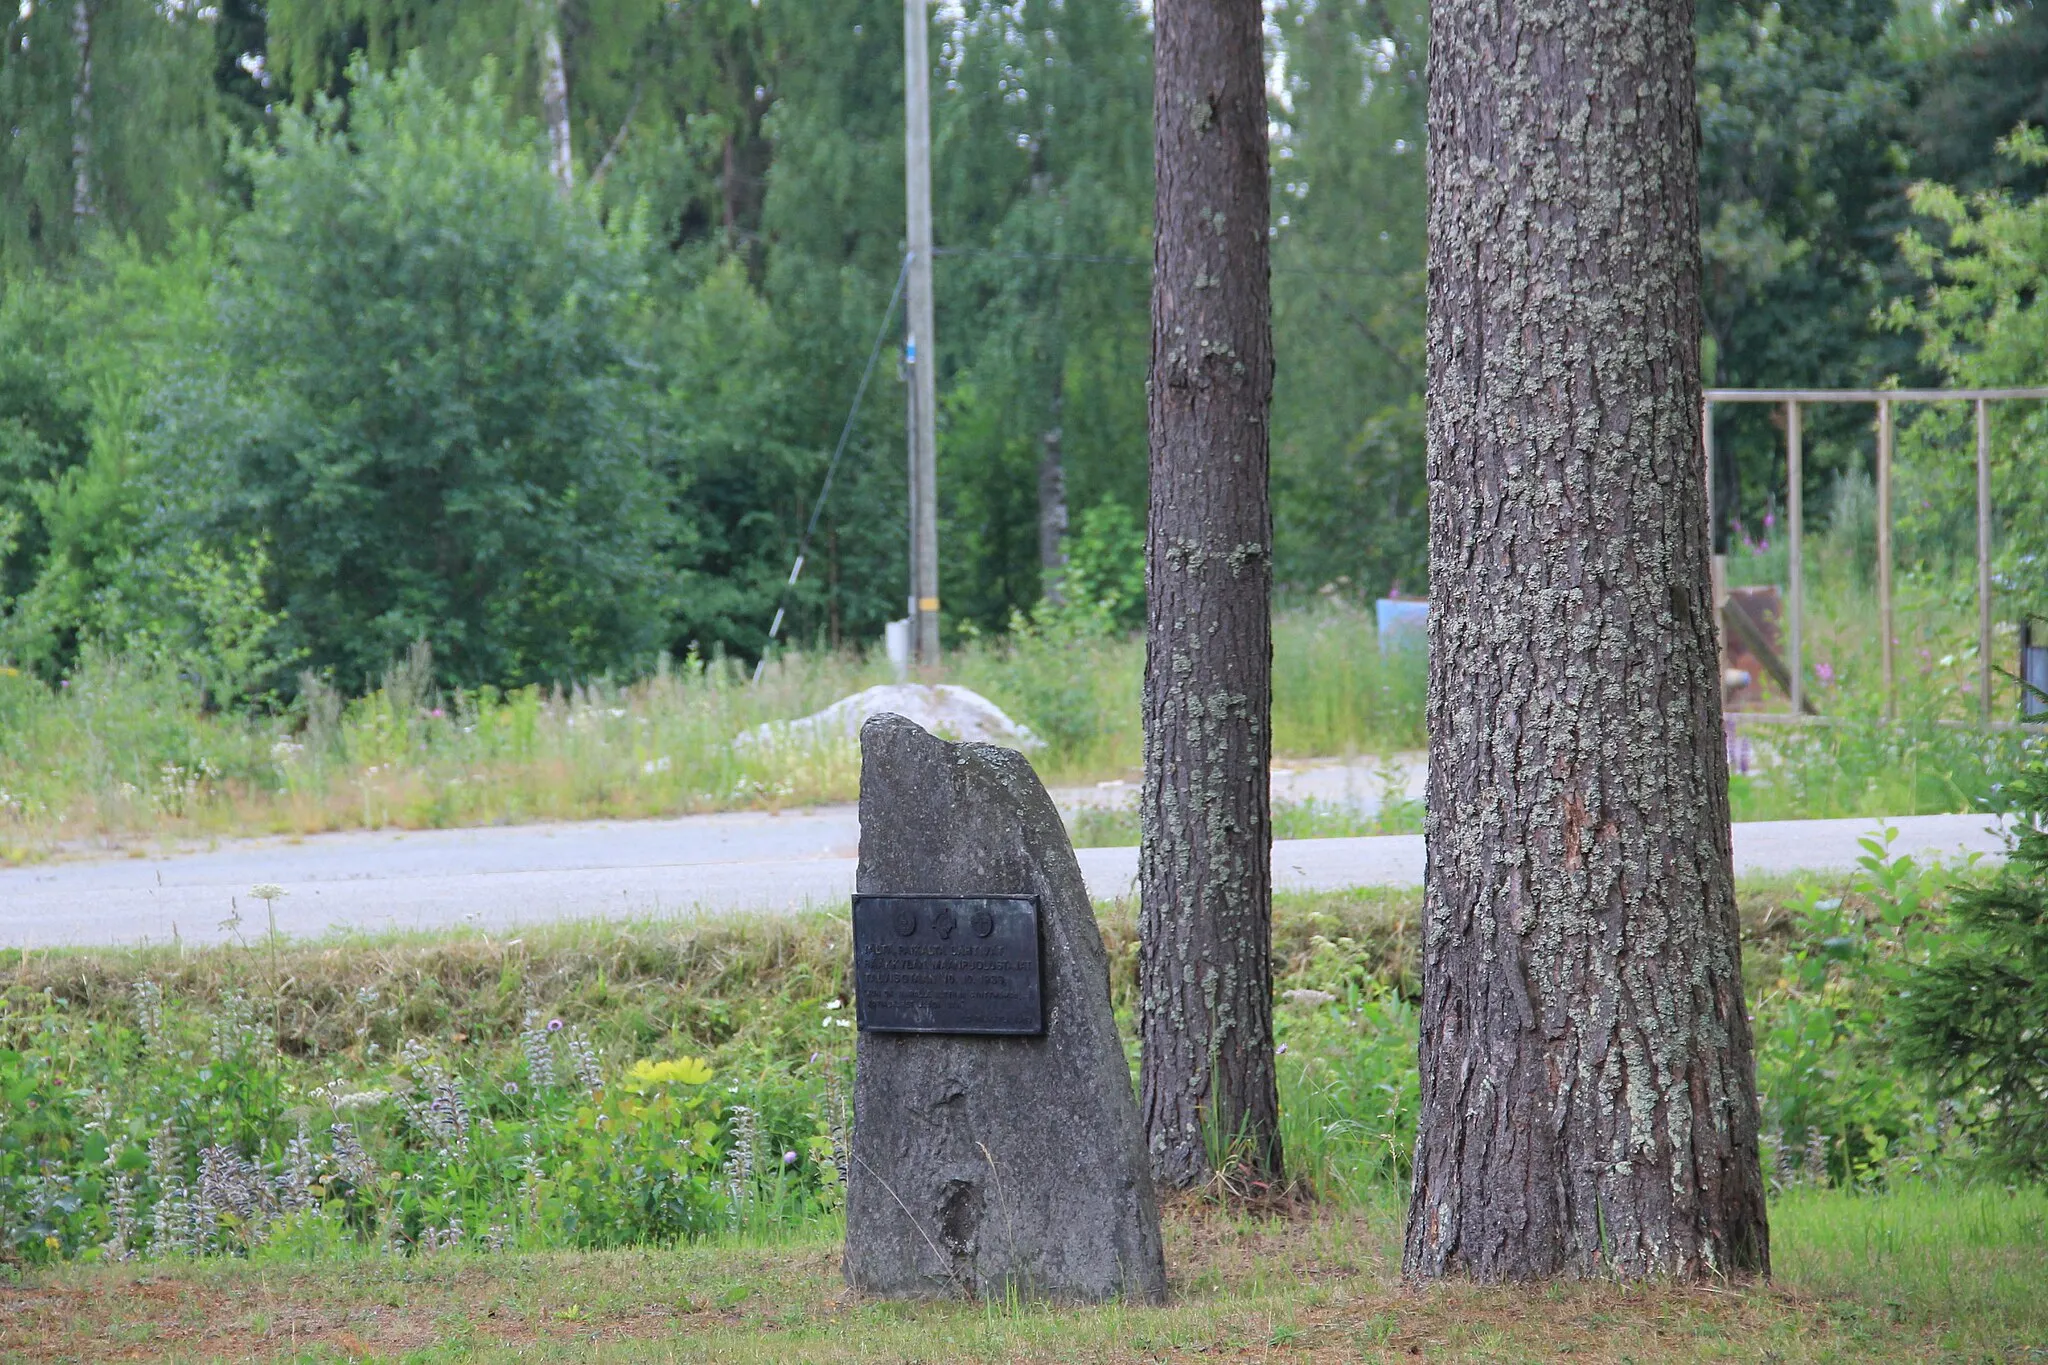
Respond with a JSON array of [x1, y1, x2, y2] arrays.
[[0, 0, 223, 268], [1753, 834, 1956, 1188], [1886, 128, 2048, 620], [6, 867, 2031, 1268], [5, 0, 2048, 690], [1897, 754, 2048, 1176], [1268, 0, 1428, 598], [175, 60, 676, 688]]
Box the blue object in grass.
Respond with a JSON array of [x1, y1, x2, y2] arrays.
[[1375, 597, 1429, 653]]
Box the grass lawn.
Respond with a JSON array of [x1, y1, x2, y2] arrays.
[[4, 1185, 2043, 1363]]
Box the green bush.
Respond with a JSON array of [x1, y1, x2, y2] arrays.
[[1897, 754, 2048, 1178], [170, 58, 676, 690], [1060, 499, 1147, 633]]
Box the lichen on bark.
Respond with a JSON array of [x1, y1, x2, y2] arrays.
[[1404, 0, 1771, 1281], [1138, 0, 1281, 1190]]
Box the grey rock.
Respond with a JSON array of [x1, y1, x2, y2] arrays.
[[844, 714, 1167, 1303]]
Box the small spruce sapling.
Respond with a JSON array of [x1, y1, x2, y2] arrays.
[[1896, 761, 2048, 1177]]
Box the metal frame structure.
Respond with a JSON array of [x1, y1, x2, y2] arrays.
[[1703, 387, 2048, 725]]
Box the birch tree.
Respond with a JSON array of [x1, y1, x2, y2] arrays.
[[69, 0, 94, 220], [532, 0, 573, 191]]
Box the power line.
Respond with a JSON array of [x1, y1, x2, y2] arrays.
[[751, 254, 912, 684]]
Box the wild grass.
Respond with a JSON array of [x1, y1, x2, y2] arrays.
[[1722, 523, 2040, 821], [0, 889, 1431, 1268], [0, 604, 1426, 864], [0, 547, 2034, 866]]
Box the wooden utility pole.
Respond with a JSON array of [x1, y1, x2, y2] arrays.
[[1138, 0, 1280, 1190], [1407, 0, 1769, 1279], [904, 0, 940, 665]]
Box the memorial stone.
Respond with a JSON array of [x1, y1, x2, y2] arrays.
[[844, 714, 1168, 1303]]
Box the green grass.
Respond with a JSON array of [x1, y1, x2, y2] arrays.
[[1721, 528, 2039, 821], [0, 865, 1998, 1273], [1771, 1183, 2048, 1352], [0, 889, 1432, 1267], [4, 1187, 2044, 1361]]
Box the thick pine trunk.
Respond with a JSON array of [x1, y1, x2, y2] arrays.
[[1138, 0, 1280, 1189], [70, 0, 94, 222], [1038, 382, 1068, 606], [534, 0, 574, 193], [1405, 0, 1770, 1280]]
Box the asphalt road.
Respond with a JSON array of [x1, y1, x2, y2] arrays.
[[0, 803, 2007, 949]]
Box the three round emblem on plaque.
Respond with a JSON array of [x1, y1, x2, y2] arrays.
[[890, 903, 1001, 938]]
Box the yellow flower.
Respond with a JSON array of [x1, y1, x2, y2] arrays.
[[44, 1235, 60, 1250], [624, 1056, 714, 1091]]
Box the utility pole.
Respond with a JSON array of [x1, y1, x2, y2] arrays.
[[904, 0, 940, 666]]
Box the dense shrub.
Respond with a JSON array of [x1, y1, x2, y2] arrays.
[[168, 59, 677, 690], [1897, 757, 2048, 1177]]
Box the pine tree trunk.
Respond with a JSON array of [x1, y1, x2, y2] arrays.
[[1038, 381, 1068, 606], [1138, 0, 1280, 1190], [70, 0, 94, 222], [1405, 0, 1770, 1280], [535, 0, 574, 193]]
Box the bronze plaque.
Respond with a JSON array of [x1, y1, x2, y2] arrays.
[[851, 894, 1043, 1035]]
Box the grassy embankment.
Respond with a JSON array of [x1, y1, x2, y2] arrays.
[[5, 864, 2043, 1360]]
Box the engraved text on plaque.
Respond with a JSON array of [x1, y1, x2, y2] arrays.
[[851, 894, 1043, 1035]]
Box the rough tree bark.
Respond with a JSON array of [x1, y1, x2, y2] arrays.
[[1405, 0, 1770, 1280], [1138, 0, 1280, 1189], [70, 0, 95, 222], [534, 0, 574, 193], [1038, 380, 1068, 606]]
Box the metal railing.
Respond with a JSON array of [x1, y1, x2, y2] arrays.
[[1704, 387, 2048, 724]]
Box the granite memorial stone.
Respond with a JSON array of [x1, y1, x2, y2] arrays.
[[844, 714, 1167, 1303]]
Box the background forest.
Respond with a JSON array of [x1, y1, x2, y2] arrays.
[[3, 0, 2048, 699]]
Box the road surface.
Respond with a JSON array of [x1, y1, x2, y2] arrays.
[[0, 797, 2005, 948]]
